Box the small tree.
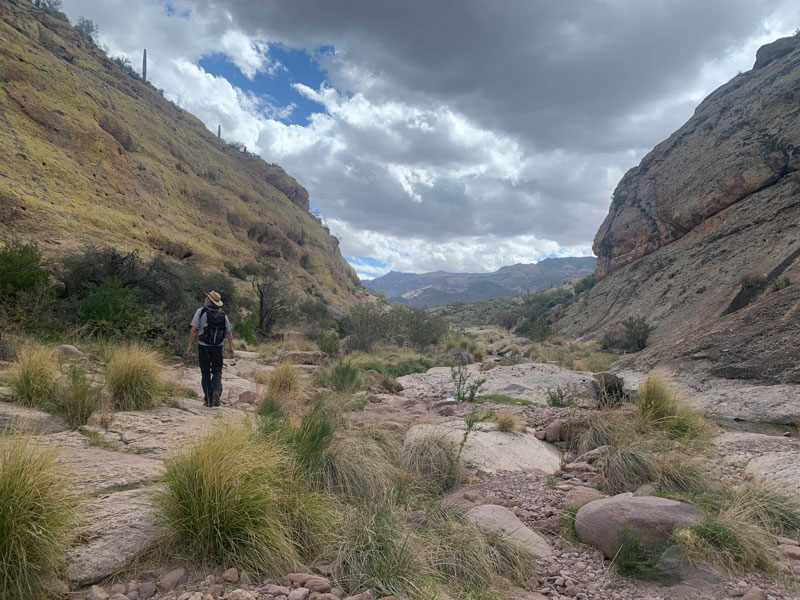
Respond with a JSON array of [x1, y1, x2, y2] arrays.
[[341, 301, 392, 351], [74, 17, 98, 45], [249, 266, 295, 338]]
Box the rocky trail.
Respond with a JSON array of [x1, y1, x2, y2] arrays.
[[1, 343, 800, 600]]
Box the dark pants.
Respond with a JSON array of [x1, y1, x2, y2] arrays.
[[198, 344, 223, 405]]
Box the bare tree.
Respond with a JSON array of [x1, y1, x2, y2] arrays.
[[249, 266, 295, 338]]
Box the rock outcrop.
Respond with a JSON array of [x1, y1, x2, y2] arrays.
[[559, 35, 800, 384]]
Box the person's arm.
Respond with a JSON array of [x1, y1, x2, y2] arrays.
[[226, 330, 235, 358], [186, 326, 198, 355]]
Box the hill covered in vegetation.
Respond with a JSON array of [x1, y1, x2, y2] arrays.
[[0, 0, 360, 307]]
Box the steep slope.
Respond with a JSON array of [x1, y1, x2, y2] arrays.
[[0, 0, 361, 306], [367, 257, 596, 307], [559, 35, 800, 384]]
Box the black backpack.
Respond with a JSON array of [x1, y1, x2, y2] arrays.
[[200, 306, 227, 346]]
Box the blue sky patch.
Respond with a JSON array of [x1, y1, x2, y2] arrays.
[[198, 45, 327, 125]]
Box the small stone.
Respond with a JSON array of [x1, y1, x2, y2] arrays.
[[126, 592, 139, 600], [88, 586, 109, 600], [288, 589, 311, 600], [108, 595, 128, 600], [344, 591, 378, 600], [110, 584, 127, 595], [266, 585, 292, 596], [779, 544, 800, 560], [305, 577, 331, 593], [742, 588, 767, 600], [208, 584, 224, 596], [287, 573, 314, 585], [138, 582, 157, 598], [228, 590, 256, 600], [777, 536, 799, 546], [158, 568, 187, 593], [240, 571, 252, 585], [222, 567, 240, 583], [44, 578, 69, 596]]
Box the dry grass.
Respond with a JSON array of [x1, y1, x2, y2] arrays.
[[0, 432, 78, 600], [9, 345, 58, 408], [267, 363, 300, 400], [495, 411, 522, 433], [636, 376, 707, 440], [402, 432, 461, 496], [105, 343, 164, 410]]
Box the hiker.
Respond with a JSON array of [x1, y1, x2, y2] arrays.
[[185, 291, 234, 407]]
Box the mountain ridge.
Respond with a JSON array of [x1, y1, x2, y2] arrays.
[[367, 257, 596, 307]]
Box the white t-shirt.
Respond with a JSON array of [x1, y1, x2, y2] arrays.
[[191, 306, 232, 346]]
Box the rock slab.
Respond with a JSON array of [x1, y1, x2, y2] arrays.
[[467, 504, 554, 558]]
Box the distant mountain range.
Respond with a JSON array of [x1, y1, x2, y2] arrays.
[[366, 257, 597, 307]]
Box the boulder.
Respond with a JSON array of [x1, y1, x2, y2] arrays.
[[52, 344, 84, 360], [0, 400, 66, 434], [467, 504, 553, 558], [574, 494, 705, 558], [745, 451, 800, 494], [405, 422, 561, 475], [544, 420, 562, 442]]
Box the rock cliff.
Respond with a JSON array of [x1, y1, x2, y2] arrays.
[[559, 35, 800, 384], [0, 0, 361, 306]]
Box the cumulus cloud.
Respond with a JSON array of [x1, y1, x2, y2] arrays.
[[60, 0, 800, 276]]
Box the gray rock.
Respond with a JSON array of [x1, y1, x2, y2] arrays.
[[266, 584, 291, 596], [467, 504, 553, 558], [287, 589, 310, 600], [0, 400, 66, 434], [564, 486, 605, 508], [222, 567, 239, 583], [544, 420, 562, 442], [742, 588, 767, 600], [654, 545, 724, 584], [138, 582, 156, 598], [228, 591, 256, 600], [87, 586, 109, 600], [575, 493, 705, 558], [52, 344, 85, 360], [745, 451, 800, 494]]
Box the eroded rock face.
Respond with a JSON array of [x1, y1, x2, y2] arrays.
[[560, 35, 800, 384], [574, 494, 705, 558]]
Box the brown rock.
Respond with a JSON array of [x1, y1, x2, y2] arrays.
[[157, 568, 187, 593], [742, 588, 767, 600], [544, 420, 562, 442], [575, 494, 705, 558], [222, 567, 239, 583], [564, 486, 604, 508], [344, 591, 377, 600], [87, 586, 109, 600], [287, 573, 315, 585], [305, 577, 332, 593], [266, 584, 291, 596], [780, 544, 800, 560]]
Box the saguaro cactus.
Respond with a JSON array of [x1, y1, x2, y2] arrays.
[[217, 124, 221, 138], [142, 48, 147, 82]]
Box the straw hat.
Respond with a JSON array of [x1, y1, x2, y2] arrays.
[[206, 291, 223, 307]]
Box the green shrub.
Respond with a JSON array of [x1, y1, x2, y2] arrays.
[[601, 317, 655, 353], [395, 306, 450, 349], [105, 343, 164, 410], [342, 302, 392, 351], [318, 361, 363, 393], [0, 241, 50, 303], [546, 386, 578, 408], [317, 330, 340, 356], [233, 313, 258, 346], [0, 433, 78, 600], [157, 423, 303, 575], [58, 364, 99, 428], [9, 346, 58, 408], [81, 278, 151, 338]]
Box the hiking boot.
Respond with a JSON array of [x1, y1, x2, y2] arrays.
[[212, 389, 221, 407]]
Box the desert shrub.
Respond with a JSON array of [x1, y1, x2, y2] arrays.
[[496, 411, 522, 433], [621, 316, 654, 351], [317, 361, 362, 393], [402, 433, 461, 495], [105, 343, 164, 410], [224, 262, 247, 280], [636, 377, 706, 439], [0, 433, 78, 600], [342, 301, 392, 351], [546, 386, 578, 408], [233, 313, 258, 346], [384, 357, 435, 377], [157, 423, 303, 575], [0, 241, 50, 303], [770, 277, 791, 292], [573, 272, 597, 294], [316, 330, 340, 356], [395, 306, 450, 349], [267, 363, 300, 400], [9, 346, 58, 408], [81, 278, 152, 338], [57, 364, 99, 428]]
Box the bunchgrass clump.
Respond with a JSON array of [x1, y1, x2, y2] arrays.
[[267, 363, 300, 400], [636, 376, 706, 439], [316, 331, 340, 356], [599, 449, 658, 494], [0, 433, 78, 600], [157, 423, 303, 575], [9, 346, 58, 408], [496, 411, 522, 433], [402, 432, 461, 496], [105, 343, 164, 410], [57, 364, 99, 428], [321, 434, 400, 502], [317, 361, 363, 393]]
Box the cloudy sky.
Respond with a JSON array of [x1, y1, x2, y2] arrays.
[[60, 0, 799, 279]]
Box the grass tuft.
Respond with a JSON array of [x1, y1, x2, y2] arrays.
[[105, 343, 164, 410], [402, 433, 461, 496], [9, 346, 58, 408], [267, 363, 300, 400], [0, 433, 78, 600], [57, 364, 99, 428], [157, 422, 302, 575], [316, 360, 363, 393], [599, 449, 658, 494], [636, 376, 706, 439], [495, 411, 522, 433]]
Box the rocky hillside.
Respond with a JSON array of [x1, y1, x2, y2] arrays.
[[0, 0, 361, 306], [367, 257, 596, 307], [559, 34, 800, 384]]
